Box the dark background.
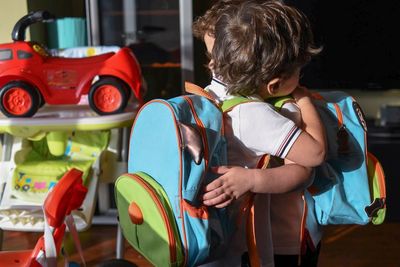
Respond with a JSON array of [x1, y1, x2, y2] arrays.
[[286, 0, 400, 91]]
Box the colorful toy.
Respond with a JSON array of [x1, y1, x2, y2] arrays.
[[0, 168, 87, 266], [0, 10, 143, 117]]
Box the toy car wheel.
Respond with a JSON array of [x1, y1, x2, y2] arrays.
[[0, 81, 40, 117], [22, 184, 30, 192], [89, 77, 130, 115], [38, 93, 45, 108]]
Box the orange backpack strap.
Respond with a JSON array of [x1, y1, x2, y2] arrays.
[[246, 194, 261, 267], [184, 81, 217, 103], [245, 154, 273, 267], [185, 81, 257, 111]]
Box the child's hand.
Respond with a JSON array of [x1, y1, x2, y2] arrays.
[[202, 166, 254, 208]]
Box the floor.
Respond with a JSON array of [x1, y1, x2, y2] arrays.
[[2, 222, 399, 267]]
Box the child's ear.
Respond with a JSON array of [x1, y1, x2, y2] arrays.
[[266, 78, 281, 96]]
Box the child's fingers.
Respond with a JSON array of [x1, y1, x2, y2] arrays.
[[203, 191, 231, 207], [215, 199, 232, 208], [204, 178, 223, 192], [202, 185, 223, 201], [210, 165, 230, 174]]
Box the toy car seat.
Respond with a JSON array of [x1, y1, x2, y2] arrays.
[[0, 129, 109, 232], [0, 168, 87, 267]]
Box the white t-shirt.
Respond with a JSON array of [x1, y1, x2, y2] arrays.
[[201, 78, 303, 267], [207, 78, 302, 166]]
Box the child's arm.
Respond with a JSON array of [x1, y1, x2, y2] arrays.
[[203, 164, 312, 208], [285, 86, 327, 167]]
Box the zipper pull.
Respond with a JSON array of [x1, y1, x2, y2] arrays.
[[337, 125, 350, 155]]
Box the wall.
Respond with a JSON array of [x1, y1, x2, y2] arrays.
[[0, 0, 29, 43], [346, 90, 400, 121], [27, 0, 85, 45]]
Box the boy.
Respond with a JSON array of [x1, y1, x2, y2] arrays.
[[193, 1, 325, 266]]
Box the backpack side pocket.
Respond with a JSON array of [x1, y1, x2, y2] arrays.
[[365, 152, 386, 225]]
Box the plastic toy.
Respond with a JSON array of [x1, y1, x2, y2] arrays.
[[0, 10, 143, 117], [0, 168, 87, 266]]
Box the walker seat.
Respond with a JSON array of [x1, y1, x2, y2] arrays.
[[0, 105, 137, 232]]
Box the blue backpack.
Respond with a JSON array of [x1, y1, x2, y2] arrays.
[[307, 91, 386, 225], [272, 91, 386, 248], [115, 83, 260, 267]]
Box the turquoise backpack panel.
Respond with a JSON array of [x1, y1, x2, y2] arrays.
[[127, 95, 233, 266], [308, 91, 385, 225]]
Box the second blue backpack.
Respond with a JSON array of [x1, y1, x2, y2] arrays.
[[272, 91, 387, 250], [307, 91, 386, 226]]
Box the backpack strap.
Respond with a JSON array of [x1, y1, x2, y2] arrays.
[[184, 81, 217, 103], [267, 95, 296, 111], [220, 96, 255, 112], [246, 194, 261, 267], [244, 155, 273, 267], [185, 81, 258, 112], [312, 92, 350, 155]]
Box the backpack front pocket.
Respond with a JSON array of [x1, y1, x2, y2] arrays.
[[115, 172, 184, 267]]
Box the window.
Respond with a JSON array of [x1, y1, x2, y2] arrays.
[[0, 49, 12, 61], [17, 50, 33, 59]]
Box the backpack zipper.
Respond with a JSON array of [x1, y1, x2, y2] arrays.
[[183, 96, 209, 170], [126, 173, 177, 265]]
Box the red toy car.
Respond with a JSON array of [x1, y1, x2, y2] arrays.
[[0, 11, 143, 117]]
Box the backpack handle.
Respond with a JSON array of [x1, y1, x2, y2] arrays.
[[184, 82, 217, 103]]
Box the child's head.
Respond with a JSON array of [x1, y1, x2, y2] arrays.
[[195, 0, 320, 98], [193, 0, 242, 46], [193, 0, 242, 67]]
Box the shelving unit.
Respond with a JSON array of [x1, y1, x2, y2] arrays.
[[86, 0, 194, 100]]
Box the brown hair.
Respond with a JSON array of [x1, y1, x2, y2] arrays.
[[193, 0, 242, 40], [208, 0, 321, 95]]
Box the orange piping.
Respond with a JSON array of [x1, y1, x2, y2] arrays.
[[333, 103, 344, 128], [141, 100, 188, 265]]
